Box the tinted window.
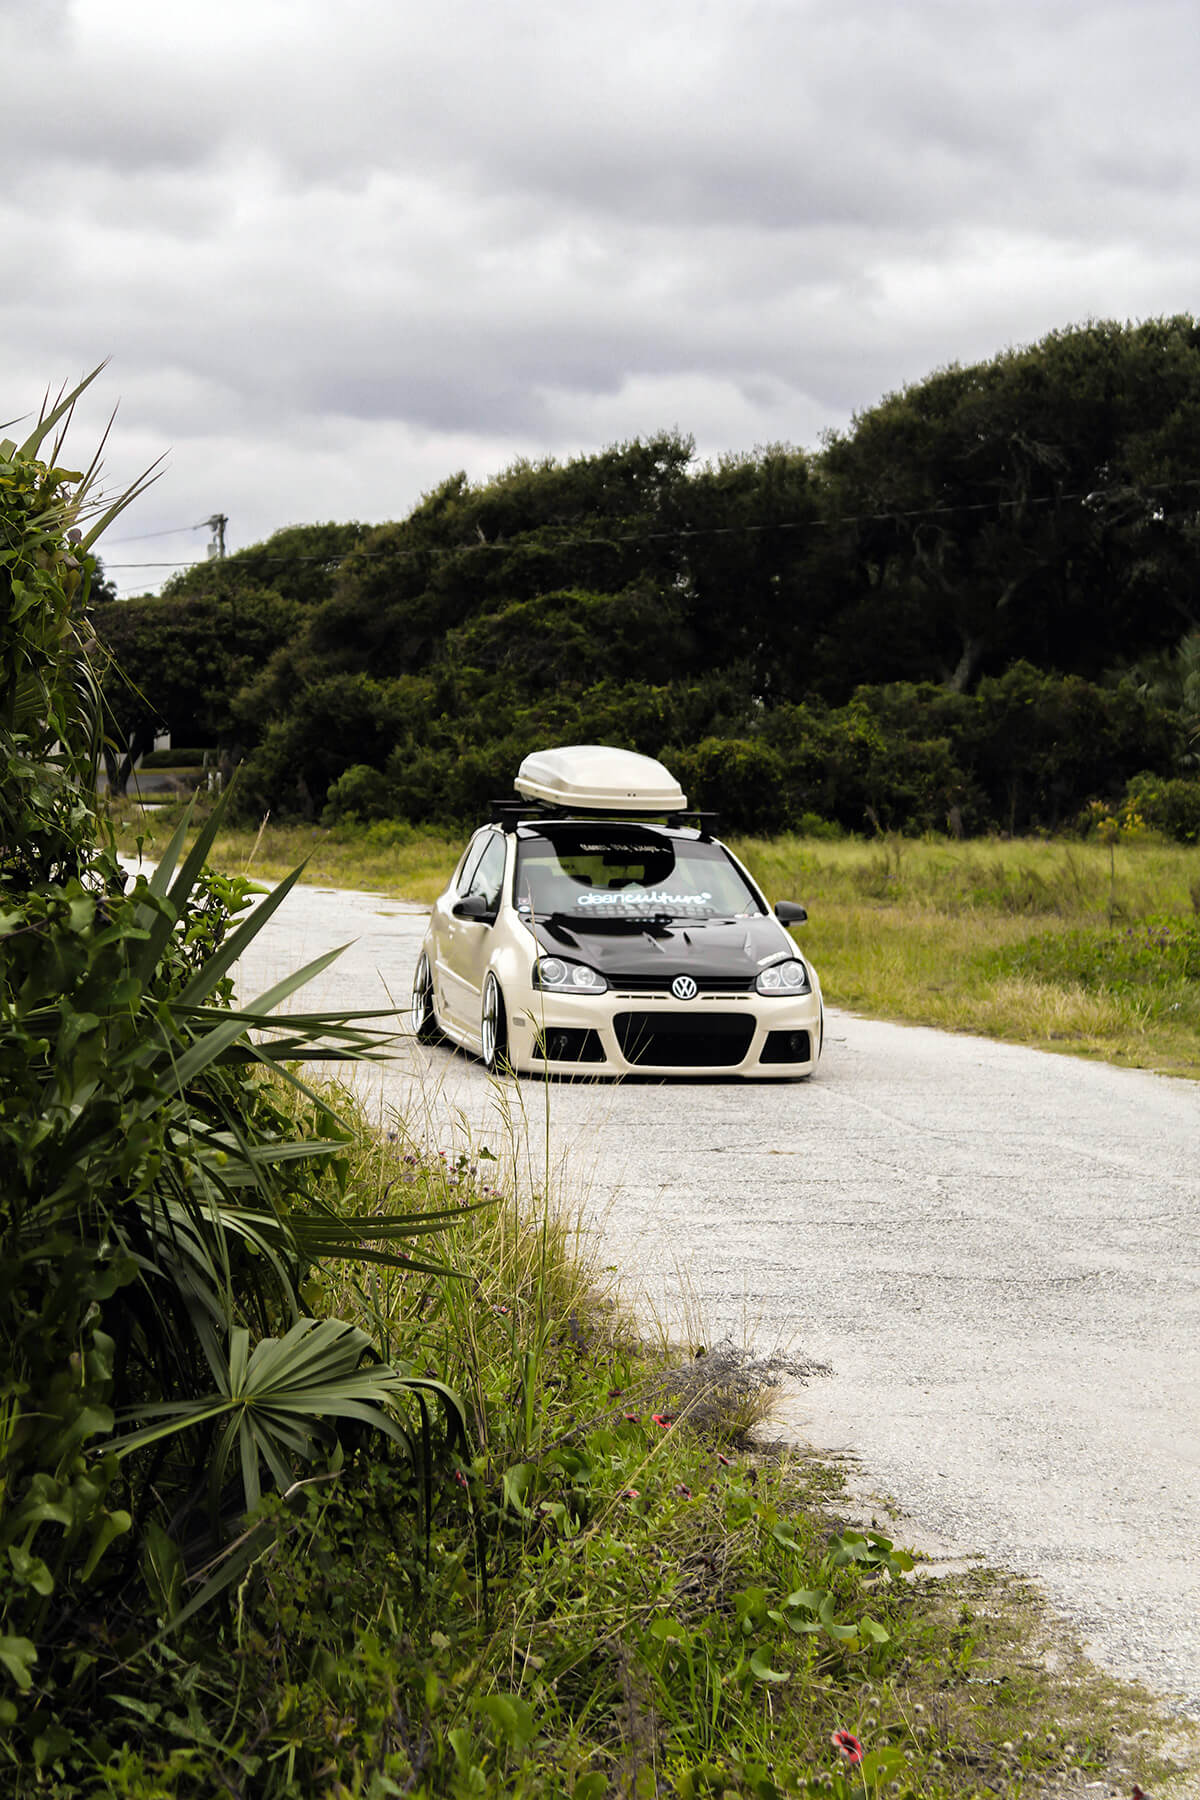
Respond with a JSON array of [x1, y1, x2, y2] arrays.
[[514, 827, 762, 920], [463, 833, 507, 913], [454, 832, 490, 897]]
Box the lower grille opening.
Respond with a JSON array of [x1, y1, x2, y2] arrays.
[[614, 1011, 755, 1068], [533, 1027, 606, 1064], [760, 1028, 812, 1065]]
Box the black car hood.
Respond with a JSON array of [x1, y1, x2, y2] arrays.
[[529, 912, 789, 980]]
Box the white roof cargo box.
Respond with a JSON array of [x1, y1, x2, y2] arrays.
[[515, 745, 687, 814]]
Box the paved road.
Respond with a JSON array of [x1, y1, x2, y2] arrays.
[[231, 877, 1200, 1718]]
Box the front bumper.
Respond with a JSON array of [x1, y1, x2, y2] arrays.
[[507, 986, 822, 1078]]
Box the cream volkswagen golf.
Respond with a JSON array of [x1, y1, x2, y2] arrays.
[[410, 746, 823, 1079]]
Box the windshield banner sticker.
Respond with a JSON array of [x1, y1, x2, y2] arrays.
[[575, 890, 713, 908]]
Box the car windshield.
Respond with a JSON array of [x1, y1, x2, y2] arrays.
[[514, 826, 764, 921]]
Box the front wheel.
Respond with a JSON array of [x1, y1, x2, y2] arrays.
[[410, 952, 440, 1042], [480, 972, 511, 1075]]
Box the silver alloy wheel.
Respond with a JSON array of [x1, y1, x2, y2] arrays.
[[481, 972, 507, 1073]]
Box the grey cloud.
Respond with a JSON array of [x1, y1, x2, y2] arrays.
[[3, 0, 1199, 566], [18, 1, 1195, 233]]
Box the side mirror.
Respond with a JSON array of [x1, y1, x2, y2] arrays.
[[774, 900, 807, 926], [453, 893, 495, 922]]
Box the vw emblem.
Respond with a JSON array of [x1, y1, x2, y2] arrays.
[[671, 975, 698, 1000]]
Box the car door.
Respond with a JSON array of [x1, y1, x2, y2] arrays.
[[431, 831, 488, 1031], [438, 830, 508, 1035]]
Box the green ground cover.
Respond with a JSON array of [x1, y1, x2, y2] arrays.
[[56, 1102, 1196, 1797], [742, 834, 1200, 1078]]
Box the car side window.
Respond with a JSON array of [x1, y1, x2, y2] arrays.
[[463, 833, 507, 915], [454, 833, 489, 898]]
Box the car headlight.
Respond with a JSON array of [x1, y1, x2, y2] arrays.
[[534, 956, 608, 993], [755, 959, 811, 996]]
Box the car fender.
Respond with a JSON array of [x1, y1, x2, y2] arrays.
[[484, 913, 538, 1007]]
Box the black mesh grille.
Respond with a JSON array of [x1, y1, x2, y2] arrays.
[[614, 1012, 755, 1068]]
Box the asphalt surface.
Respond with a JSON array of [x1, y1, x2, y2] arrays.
[[228, 876, 1200, 1720]]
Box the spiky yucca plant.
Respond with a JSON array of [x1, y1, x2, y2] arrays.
[[0, 374, 467, 1751]]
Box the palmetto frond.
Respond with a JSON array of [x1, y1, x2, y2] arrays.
[[96, 792, 471, 1516], [114, 1317, 466, 1516]]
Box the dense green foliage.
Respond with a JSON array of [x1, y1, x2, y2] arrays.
[[92, 523, 365, 791], [92, 318, 1200, 836], [819, 318, 1200, 692], [1, 401, 463, 1784], [94, 587, 303, 787]]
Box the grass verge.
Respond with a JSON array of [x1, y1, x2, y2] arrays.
[[107, 798, 461, 903], [737, 833, 1200, 1078], [69, 1086, 1199, 1798]]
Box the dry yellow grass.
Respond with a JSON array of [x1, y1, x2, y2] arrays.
[[730, 834, 1200, 1078]]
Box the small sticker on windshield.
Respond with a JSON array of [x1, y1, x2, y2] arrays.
[[577, 842, 664, 854]]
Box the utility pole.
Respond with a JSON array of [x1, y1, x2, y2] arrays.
[[206, 513, 228, 560]]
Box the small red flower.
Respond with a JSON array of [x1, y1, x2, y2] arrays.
[[623, 1411, 640, 1422], [623, 1487, 640, 1499], [831, 1730, 864, 1767], [716, 1452, 733, 1466], [650, 1413, 673, 1429]]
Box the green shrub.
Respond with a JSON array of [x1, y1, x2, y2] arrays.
[[761, 695, 984, 836], [796, 810, 845, 839], [666, 736, 789, 833], [360, 816, 428, 848], [1121, 772, 1200, 842], [967, 664, 1181, 833], [246, 660, 1184, 840], [323, 760, 393, 822]]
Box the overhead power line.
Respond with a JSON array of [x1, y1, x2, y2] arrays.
[[101, 473, 1198, 585], [103, 518, 215, 543]]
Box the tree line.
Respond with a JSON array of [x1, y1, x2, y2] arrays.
[[94, 316, 1200, 837]]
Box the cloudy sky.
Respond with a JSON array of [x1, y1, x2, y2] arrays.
[[3, 0, 1197, 592]]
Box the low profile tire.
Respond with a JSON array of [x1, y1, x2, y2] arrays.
[[480, 972, 511, 1075], [410, 952, 440, 1043]]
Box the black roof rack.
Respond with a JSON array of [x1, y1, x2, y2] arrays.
[[667, 810, 720, 839], [489, 800, 720, 839]]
